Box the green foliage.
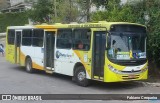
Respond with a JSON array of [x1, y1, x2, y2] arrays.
[[51, 0, 79, 23], [0, 12, 29, 32], [29, 0, 53, 23], [92, 0, 108, 7], [146, 0, 160, 66], [91, 1, 136, 22], [29, 0, 79, 23]]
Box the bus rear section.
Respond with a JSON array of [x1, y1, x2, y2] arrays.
[[6, 28, 22, 64], [6, 26, 57, 72]]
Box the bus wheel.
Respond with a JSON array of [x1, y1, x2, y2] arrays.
[[25, 57, 34, 73], [75, 66, 89, 87]]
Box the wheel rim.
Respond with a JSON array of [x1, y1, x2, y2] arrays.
[[77, 71, 86, 81], [26, 59, 31, 71]]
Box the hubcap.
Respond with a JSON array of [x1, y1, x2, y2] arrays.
[[27, 60, 31, 71], [78, 71, 86, 81]]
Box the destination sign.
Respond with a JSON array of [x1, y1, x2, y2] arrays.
[[68, 24, 103, 28]]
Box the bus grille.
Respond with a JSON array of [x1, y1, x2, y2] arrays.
[[121, 70, 141, 73], [122, 75, 140, 80]]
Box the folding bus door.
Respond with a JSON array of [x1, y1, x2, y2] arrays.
[[15, 30, 22, 64], [92, 28, 106, 80], [44, 31, 55, 70]]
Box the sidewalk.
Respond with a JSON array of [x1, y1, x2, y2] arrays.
[[143, 73, 160, 87]]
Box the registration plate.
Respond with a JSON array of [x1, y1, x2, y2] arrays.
[[128, 75, 136, 78]]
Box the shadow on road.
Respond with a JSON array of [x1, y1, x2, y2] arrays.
[[90, 81, 144, 90], [12, 66, 145, 90], [12, 66, 26, 72]]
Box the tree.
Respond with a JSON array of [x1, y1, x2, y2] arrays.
[[91, 0, 135, 22], [29, 0, 53, 23], [145, 0, 160, 66], [29, 0, 80, 23], [92, 0, 108, 7], [51, 0, 79, 23]]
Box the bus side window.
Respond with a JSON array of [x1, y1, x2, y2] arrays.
[[56, 29, 72, 49], [22, 29, 32, 46], [8, 29, 15, 45], [72, 29, 91, 51], [32, 29, 44, 47]]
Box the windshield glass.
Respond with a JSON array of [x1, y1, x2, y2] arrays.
[[108, 33, 146, 60]]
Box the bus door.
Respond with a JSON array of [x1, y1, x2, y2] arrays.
[[44, 31, 55, 70], [15, 30, 22, 64], [92, 28, 106, 80]]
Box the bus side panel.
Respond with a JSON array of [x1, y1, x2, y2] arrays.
[[21, 46, 44, 70], [32, 47, 44, 70], [5, 30, 16, 64], [54, 49, 75, 76], [73, 50, 92, 79], [19, 49, 26, 66], [21, 46, 33, 65], [6, 44, 16, 64]]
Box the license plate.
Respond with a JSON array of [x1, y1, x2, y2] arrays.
[[128, 75, 136, 78]]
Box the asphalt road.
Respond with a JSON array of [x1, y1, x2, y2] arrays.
[[0, 56, 160, 94], [0, 37, 160, 103], [0, 56, 160, 103]]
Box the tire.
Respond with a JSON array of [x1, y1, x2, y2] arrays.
[[74, 66, 90, 87], [25, 57, 34, 73]]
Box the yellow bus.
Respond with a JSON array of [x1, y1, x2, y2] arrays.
[[6, 21, 148, 86]]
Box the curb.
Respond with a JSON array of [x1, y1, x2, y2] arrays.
[[142, 82, 160, 87]]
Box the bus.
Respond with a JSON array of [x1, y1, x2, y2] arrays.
[[6, 21, 148, 86]]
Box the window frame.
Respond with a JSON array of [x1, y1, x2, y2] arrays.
[[7, 29, 15, 45], [56, 28, 72, 49], [32, 29, 44, 47], [22, 29, 32, 46], [72, 28, 91, 51]]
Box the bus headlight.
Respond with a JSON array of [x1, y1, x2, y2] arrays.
[[141, 66, 148, 72], [108, 64, 120, 74]]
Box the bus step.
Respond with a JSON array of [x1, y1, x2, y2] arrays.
[[45, 69, 54, 74], [93, 76, 103, 81]]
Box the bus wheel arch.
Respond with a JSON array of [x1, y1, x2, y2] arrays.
[[73, 63, 90, 87], [25, 56, 34, 73]]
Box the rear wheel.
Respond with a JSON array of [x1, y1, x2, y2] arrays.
[[74, 66, 90, 87], [25, 57, 34, 73]]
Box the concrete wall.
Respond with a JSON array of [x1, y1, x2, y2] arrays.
[[0, 33, 6, 37], [0, 0, 10, 10], [10, 0, 25, 6]]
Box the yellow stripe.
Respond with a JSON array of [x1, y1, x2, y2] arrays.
[[130, 50, 133, 58], [32, 62, 44, 70], [20, 51, 44, 70], [73, 50, 91, 78]]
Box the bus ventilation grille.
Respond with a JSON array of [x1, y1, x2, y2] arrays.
[[122, 75, 139, 80], [121, 70, 141, 73]]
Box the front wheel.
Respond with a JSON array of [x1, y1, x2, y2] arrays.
[[25, 57, 34, 73], [74, 66, 90, 87]]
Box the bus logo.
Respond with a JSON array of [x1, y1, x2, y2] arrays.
[[56, 51, 72, 59], [131, 69, 134, 72]]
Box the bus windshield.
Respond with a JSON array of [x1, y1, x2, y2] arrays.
[[108, 33, 146, 60]]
